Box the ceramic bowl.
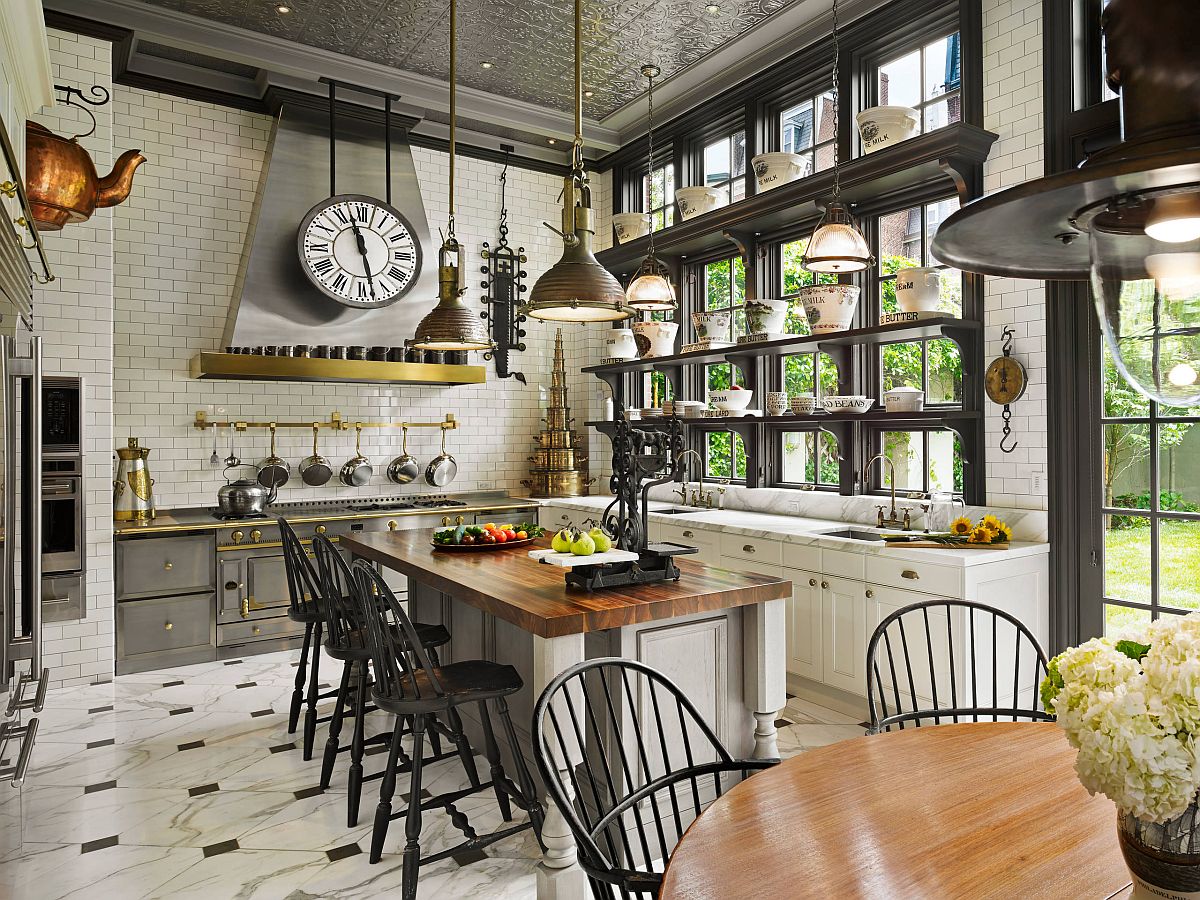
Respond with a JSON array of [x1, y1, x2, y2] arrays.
[[604, 328, 638, 361], [632, 320, 679, 358], [745, 298, 790, 335], [796, 284, 861, 334], [856, 106, 920, 154], [612, 212, 651, 243], [790, 394, 819, 415], [895, 266, 943, 313], [766, 391, 790, 416], [884, 386, 926, 413], [675, 186, 727, 221], [751, 152, 812, 193], [691, 310, 732, 342], [709, 388, 754, 411], [822, 395, 875, 414]]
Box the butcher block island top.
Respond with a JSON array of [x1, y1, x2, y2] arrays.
[[340, 531, 791, 638]]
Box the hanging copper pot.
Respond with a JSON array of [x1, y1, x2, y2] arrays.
[[25, 122, 145, 230]]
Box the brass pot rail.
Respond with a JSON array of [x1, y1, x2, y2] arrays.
[[193, 411, 458, 433], [0, 109, 54, 290]]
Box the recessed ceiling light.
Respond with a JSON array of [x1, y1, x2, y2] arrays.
[[705, 3, 721, 13], [481, 61, 494, 69], [276, 4, 291, 12], [547, 138, 558, 145]]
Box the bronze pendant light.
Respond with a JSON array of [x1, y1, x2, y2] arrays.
[[412, 0, 493, 351], [932, 0, 1200, 405], [625, 64, 677, 313], [522, 0, 633, 323], [802, 0, 873, 274]]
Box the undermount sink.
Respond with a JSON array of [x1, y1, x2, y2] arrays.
[[818, 528, 886, 542], [655, 507, 719, 515]]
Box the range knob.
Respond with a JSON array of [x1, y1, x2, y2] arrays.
[[250, 529, 262, 543], [455, 515, 465, 526], [315, 524, 326, 535], [231, 530, 244, 544], [388, 520, 398, 531], [441, 516, 451, 526]]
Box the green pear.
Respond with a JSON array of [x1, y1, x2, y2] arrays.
[[589, 526, 612, 553], [570, 530, 596, 556], [551, 529, 572, 553]]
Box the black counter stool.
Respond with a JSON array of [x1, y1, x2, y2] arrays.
[[350, 560, 544, 899], [310, 534, 457, 827]]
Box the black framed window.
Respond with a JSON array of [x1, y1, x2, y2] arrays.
[[1099, 344, 1200, 635], [777, 429, 841, 488], [702, 130, 747, 203], [778, 91, 837, 177], [870, 427, 965, 495], [643, 163, 676, 231], [875, 31, 962, 134]]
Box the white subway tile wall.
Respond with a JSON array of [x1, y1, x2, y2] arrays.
[[31, 30, 115, 690], [981, 0, 1046, 509]]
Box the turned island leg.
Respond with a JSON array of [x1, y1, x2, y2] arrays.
[[743, 598, 787, 759], [533, 632, 588, 900]]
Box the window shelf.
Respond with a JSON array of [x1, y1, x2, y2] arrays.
[[582, 317, 979, 377], [597, 123, 997, 276]]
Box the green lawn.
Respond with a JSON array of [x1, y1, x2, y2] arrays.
[[1104, 519, 1200, 634]]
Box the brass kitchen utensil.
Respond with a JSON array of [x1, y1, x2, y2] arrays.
[[424, 427, 458, 487], [387, 425, 420, 484], [257, 423, 291, 489], [340, 424, 373, 487], [299, 423, 332, 486]]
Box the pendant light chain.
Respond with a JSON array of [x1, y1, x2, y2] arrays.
[[447, 0, 457, 241], [831, 0, 841, 202], [572, 0, 585, 178], [646, 65, 657, 258]]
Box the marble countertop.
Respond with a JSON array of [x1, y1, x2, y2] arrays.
[[540, 496, 1049, 568]]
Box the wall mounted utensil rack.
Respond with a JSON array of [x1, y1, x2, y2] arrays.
[[193, 411, 459, 432]]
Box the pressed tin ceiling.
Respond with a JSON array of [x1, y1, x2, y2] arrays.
[[130, 0, 797, 117]]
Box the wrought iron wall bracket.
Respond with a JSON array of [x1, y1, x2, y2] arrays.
[[480, 146, 527, 383]]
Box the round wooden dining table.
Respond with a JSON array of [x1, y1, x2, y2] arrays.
[[659, 722, 1134, 900]]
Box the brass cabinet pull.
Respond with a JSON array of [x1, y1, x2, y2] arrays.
[[315, 524, 326, 534], [163, 561, 173, 570], [164, 622, 173, 630], [809, 578, 817, 586], [560, 513, 569, 521], [901, 569, 920, 580], [743, 544, 755, 553], [821, 581, 829, 589], [252, 626, 261, 635], [240, 597, 250, 619], [866, 589, 875, 599], [388, 520, 398, 531]]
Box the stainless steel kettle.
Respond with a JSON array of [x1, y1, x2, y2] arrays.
[[114, 437, 155, 521], [218, 463, 277, 518]]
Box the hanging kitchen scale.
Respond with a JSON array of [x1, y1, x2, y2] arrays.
[[296, 81, 423, 309], [984, 326, 1027, 453], [480, 144, 528, 383]]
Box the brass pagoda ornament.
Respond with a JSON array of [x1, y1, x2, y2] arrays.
[[521, 330, 594, 497]]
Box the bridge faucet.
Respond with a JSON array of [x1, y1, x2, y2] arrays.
[[867, 454, 905, 529], [675, 450, 704, 508]]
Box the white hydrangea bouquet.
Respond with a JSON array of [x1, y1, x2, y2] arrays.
[[1041, 612, 1200, 897]]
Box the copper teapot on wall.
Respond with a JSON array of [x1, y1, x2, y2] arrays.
[[25, 121, 145, 230]]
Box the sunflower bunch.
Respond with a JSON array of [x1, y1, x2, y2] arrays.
[[949, 513, 1012, 544]]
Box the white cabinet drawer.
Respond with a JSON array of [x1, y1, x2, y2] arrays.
[[655, 522, 720, 567], [539, 506, 576, 530], [779, 542, 821, 572], [719, 533, 781, 566], [866, 555, 962, 598], [821, 547, 865, 581]]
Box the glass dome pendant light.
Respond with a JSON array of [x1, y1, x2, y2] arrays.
[[802, 0, 873, 274], [412, 0, 494, 351], [521, 0, 633, 323], [625, 64, 677, 312], [931, 0, 1200, 406]]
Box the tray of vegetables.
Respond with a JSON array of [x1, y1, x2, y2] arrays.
[[431, 521, 545, 552]]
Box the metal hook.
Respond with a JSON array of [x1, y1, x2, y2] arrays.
[[999, 405, 1019, 454], [54, 84, 110, 141], [1001, 325, 1016, 357]]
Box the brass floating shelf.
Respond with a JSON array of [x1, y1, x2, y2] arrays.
[[193, 412, 458, 433], [188, 352, 486, 386]]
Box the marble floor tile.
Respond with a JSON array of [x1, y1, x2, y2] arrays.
[[237, 789, 375, 852], [118, 789, 297, 849], [21, 785, 186, 845], [783, 695, 865, 726], [0, 842, 202, 900], [145, 848, 332, 900]]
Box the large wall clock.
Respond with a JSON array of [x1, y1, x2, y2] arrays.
[[297, 193, 423, 308]]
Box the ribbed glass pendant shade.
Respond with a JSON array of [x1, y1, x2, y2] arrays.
[[626, 256, 676, 311], [802, 202, 873, 273]]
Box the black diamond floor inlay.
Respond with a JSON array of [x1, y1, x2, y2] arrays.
[[189, 783, 220, 797], [235, 682, 257, 689], [269, 742, 296, 754], [87, 704, 114, 715], [294, 785, 324, 800], [81, 835, 119, 854], [250, 709, 274, 718], [325, 843, 361, 862], [162, 680, 184, 687], [291, 661, 300, 667], [202, 839, 239, 858], [786, 692, 796, 699], [86, 738, 115, 750], [169, 706, 194, 716], [858, 721, 872, 730], [401, 788, 434, 803], [452, 848, 488, 867], [178, 739, 205, 752], [84, 780, 117, 794], [223, 660, 243, 666]]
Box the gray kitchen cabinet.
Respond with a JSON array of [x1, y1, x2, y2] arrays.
[[117, 533, 215, 600]]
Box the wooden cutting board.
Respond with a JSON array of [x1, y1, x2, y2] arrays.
[[883, 540, 1010, 550]]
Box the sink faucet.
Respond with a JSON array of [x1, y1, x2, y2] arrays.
[[867, 453, 906, 529], [675, 450, 704, 508]]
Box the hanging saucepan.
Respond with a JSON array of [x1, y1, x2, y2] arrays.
[[299, 423, 332, 486], [340, 424, 373, 487], [257, 423, 290, 489], [387, 425, 420, 485], [425, 427, 457, 487]]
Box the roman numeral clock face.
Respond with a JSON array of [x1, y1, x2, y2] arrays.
[[297, 194, 423, 308]]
